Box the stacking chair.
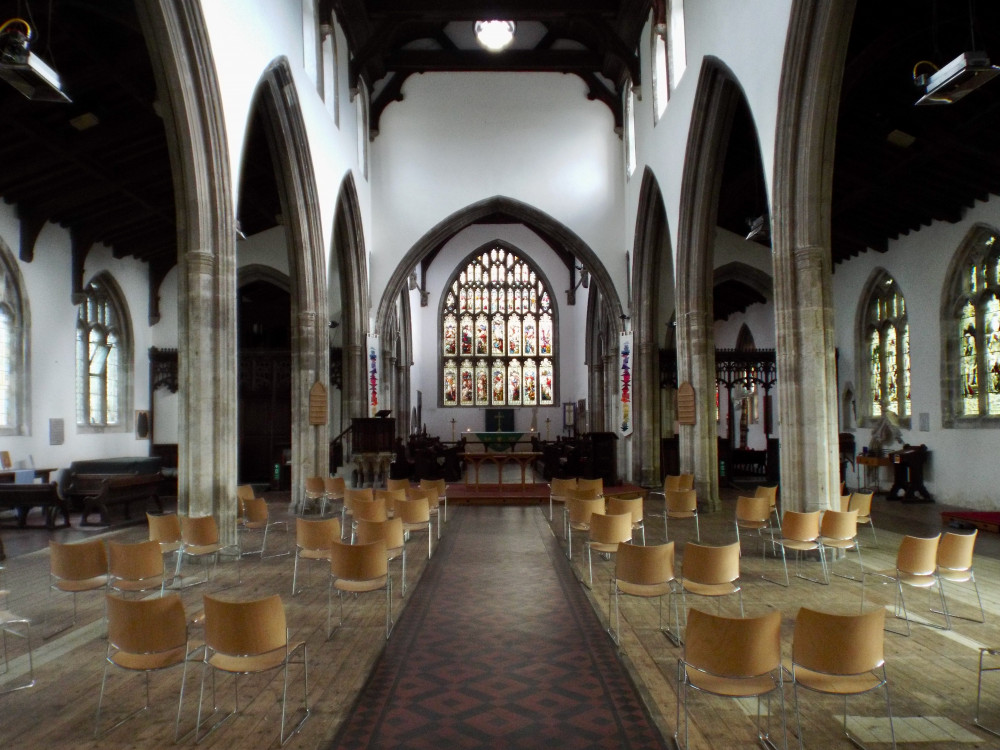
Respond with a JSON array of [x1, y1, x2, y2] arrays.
[[610, 541, 680, 646], [147, 512, 183, 567], [789, 607, 895, 749], [341, 487, 374, 540], [577, 477, 604, 495], [846, 491, 878, 546], [374, 488, 405, 519], [291, 517, 341, 595], [734, 495, 773, 559], [664, 473, 695, 492], [675, 608, 785, 750], [862, 533, 947, 636], [766, 510, 827, 586], [395, 496, 433, 559], [328, 539, 393, 639], [606, 493, 646, 545], [236, 484, 257, 507], [934, 530, 985, 623], [548, 476, 577, 523], [408, 487, 441, 540], [975, 646, 1000, 737], [565, 490, 604, 561], [238, 496, 289, 559], [348, 496, 388, 542], [304, 476, 326, 514], [679, 542, 744, 630], [354, 517, 407, 596], [386, 478, 411, 492], [108, 540, 167, 597], [46, 539, 108, 636], [584, 511, 632, 588], [662, 489, 700, 543], [818, 509, 863, 581], [323, 476, 346, 515], [0, 586, 34, 693], [177, 515, 241, 587], [420, 477, 448, 523], [95, 593, 192, 740], [197, 594, 309, 745], [754, 485, 780, 532]]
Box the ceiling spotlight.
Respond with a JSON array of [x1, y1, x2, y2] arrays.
[[0, 17, 71, 103], [914, 52, 1000, 105], [474, 20, 516, 52], [745, 214, 770, 242]]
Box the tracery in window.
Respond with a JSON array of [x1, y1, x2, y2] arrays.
[[76, 276, 130, 428], [441, 246, 556, 407], [0, 242, 28, 435], [948, 229, 1000, 421], [861, 273, 910, 420]]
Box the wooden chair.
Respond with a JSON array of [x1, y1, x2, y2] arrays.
[[846, 491, 878, 546], [291, 517, 341, 595], [354, 516, 407, 596], [323, 476, 346, 514], [147, 512, 182, 565], [407, 487, 441, 540], [177, 515, 241, 587], [395, 496, 433, 560], [328, 539, 392, 639], [576, 477, 604, 495], [819, 509, 862, 581], [664, 474, 695, 492], [197, 594, 309, 745], [374, 488, 405, 519], [46, 539, 108, 636], [0, 586, 34, 693], [95, 593, 192, 739], [548, 476, 578, 523], [766, 510, 827, 586], [584, 511, 632, 588], [606, 493, 646, 545], [789, 607, 895, 749], [676, 608, 785, 750], [734, 495, 773, 560], [662, 489, 700, 543], [386, 478, 411, 492], [304, 476, 326, 514], [754, 485, 780, 532], [420, 477, 448, 523], [341, 487, 374, 540], [935, 530, 985, 623], [349, 497, 388, 542], [862, 533, 947, 635], [679, 541, 744, 631], [565, 490, 604, 561], [611, 541, 680, 646], [108, 540, 166, 597], [238, 496, 289, 559]]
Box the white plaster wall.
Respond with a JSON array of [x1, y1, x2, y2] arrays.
[[408, 224, 588, 440], [371, 72, 626, 320], [833, 196, 1000, 509]]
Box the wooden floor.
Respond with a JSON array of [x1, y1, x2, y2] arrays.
[[0, 484, 998, 749]]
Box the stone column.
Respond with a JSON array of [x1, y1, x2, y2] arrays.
[[677, 308, 720, 511], [290, 311, 330, 514], [635, 340, 660, 486]]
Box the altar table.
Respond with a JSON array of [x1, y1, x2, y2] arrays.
[[461, 451, 541, 489]]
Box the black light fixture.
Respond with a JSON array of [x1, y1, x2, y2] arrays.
[[914, 52, 1000, 105], [745, 214, 770, 242], [0, 17, 70, 102]]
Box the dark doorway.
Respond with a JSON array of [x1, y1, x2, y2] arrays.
[[238, 280, 291, 484]]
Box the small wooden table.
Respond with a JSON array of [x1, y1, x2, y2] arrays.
[[461, 451, 541, 489], [856, 454, 892, 493]]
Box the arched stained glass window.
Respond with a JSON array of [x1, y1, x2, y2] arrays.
[[861, 273, 910, 420], [949, 229, 1000, 420], [441, 245, 556, 407], [76, 276, 131, 428]]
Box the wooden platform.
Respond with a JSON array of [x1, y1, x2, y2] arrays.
[[942, 510, 1000, 534]]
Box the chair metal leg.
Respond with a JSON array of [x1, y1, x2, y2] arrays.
[[933, 574, 986, 623], [0, 619, 34, 693], [975, 647, 1000, 737]]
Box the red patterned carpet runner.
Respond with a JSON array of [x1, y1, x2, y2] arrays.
[[329, 506, 668, 749]]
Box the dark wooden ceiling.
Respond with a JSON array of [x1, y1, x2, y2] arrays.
[[2, 1, 999, 320]]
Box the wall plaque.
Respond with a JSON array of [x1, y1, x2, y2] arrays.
[[677, 382, 696, 425], [309, 381, 328, 425]]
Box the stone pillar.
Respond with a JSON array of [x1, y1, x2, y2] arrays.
[[343, 342, 366, 447], [290, 311, 330, 514], [677, 308, 720, 511], [635, 340, 660, 486]]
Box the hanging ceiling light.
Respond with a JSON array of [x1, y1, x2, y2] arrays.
[[474, 20, 516, 52], [0, 17, 70, 102]]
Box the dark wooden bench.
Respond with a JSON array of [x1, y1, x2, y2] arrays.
[[0, 482, 71, 529], [68, 473, 163, 526]]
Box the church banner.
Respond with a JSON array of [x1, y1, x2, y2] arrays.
[[619, 333, 633, 436], [367, 334, 380, 416]]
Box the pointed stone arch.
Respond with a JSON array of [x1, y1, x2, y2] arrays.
[[772, 0, 854, 511], [137, 1, 237, 534], [631, 167, 673, 484], [248, 59, 330, 512]]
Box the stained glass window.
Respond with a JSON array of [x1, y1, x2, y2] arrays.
[[77, 278, 128, 427], [0, 244, 27, 435], [952, 232, 1000, 419], [863, 275, 910, 419], [442, 246, 556, 406]]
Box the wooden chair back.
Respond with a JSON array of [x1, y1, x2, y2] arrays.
[[735, 496, 771, 525], [108, 540, 163, 582], [576, 477, 604, 494], [819, 509, 858, 541], [754, 485, 778, 503], [897, 534, 940, 575], [686, 608, 782, 678], [682, 542, 740, 586], [352, 497, 388, 523], [793, 606, 886, 677], [204, 593, 287, 656], [296, 516, 340, 552], [848, 491, 874, 517], [147, 512, 182, 544], [241, 497, 270, 526], [838, 495, 852, 512], [330, 539, 388, 581], [344, 487, 375, 511], [236, 484, 257, 503], [780, 510, 821, 543], [395, 497, 430, 524], [354, 517, 405, 551], [324, 476, 346, 498], [304, 476, 325, 497], [567, 496, 605, 526], [50, 539, 107, 581], [386, 478, 411, 492], [664, 473, 694, 492], [180, 514, 220, 546], [588, 511, 633, 545], [568, 486, 602, 502], [375, 488, 405, 516], [616, 541, 675, 586], [106, 592, 186, 654], [665, 489, 698, 515], [550, 477, 578, 497], [606, 494, 643, 525], [406, 487, 437, 510], [419, 478, 446, 498], [938, 530, 977, 572]]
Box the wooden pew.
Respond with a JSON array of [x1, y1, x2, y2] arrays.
[[0, 482, 71, 529]]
